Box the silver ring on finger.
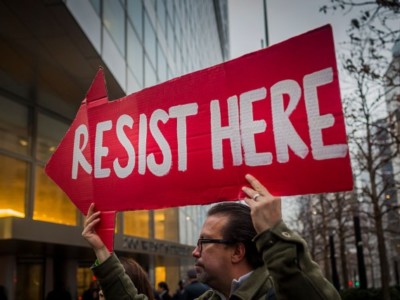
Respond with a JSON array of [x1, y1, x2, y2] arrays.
[[252, 193, 261, 201]]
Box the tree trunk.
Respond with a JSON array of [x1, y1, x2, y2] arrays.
[[338, 223, 349, 287], [354, 215, 367, 289], [336, 194, 350, 288], [371, 193, 391, 299], [319, 195, 331, 281]]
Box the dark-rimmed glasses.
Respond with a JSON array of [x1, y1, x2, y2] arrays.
[[196, 238, 236, 254]]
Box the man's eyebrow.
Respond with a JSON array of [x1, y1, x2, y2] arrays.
[[199, 234, 210, 239], [200, 235, 221, 239]]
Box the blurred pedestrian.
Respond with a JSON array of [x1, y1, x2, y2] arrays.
[[45, 285, 71, 300], [82, 281, 99, 300], [171, 280, 184, 300], [181, 269, 209, 300], [157, 281, 172, 300], [119, 257, 155, 299], [97, 256, 155, 300]]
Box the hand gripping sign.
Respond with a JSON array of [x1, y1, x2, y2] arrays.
[[45, 25, 353, 251]]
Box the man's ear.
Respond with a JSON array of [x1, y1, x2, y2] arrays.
[[231, 242, 246, 264]]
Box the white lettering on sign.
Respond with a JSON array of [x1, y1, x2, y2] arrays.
[[71, 103, 199, 179], [303, 68, 348, 160], [209, 67, 347, 169], [147, 109, 172, 177], [210, 96, 242, 170], [72, 124, 92, 179], [114, 115, 135, 178], [271, 79, 308, 163], [95, 120, 112, 178], [240, 87, 272, 166], [71, 67, 347, 179], [138, 114, 147, 175], [169, 103, 199, 171]]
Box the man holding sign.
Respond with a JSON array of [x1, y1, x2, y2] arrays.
[[82, 174, 340, 300]]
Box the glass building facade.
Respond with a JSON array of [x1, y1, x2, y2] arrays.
[[0, 0, 229, 299]]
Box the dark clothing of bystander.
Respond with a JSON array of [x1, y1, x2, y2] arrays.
[[159, 291, 172, 300], [0, 286, 7, 300], [182, 280, 209, 300], [45, 288, 72, 300]]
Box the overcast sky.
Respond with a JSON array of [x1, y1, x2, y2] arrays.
[[228, 0, 356, 59]]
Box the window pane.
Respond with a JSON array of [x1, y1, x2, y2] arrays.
[[123, 210, 149, 238], [127, 70, 142, 94], [127, 24, 144, 86], [179, 205, 209, 245], [156, 0, 166, 34], [145, 56, 157, 88], [144, 12, 156, 67], [157, 44, 167, 83], [0, 96, 30, 155], [90, 0, 101, 15], [155, 255, 180, 292], [0, 155, 26, 218], [16, 262, 43, 300], [154, 208, 178, 242], [36, 113, 69, 162], [166, 0, 174, 24], [127, 0, 143, 41], [167, 19, 174, 60], [103, 0, 125, 56], [34, 166, 77, 225]]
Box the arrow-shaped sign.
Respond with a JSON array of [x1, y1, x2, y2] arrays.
[[45, 25, 353, 251]]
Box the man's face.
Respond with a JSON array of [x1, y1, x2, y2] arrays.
[[192, 214, 234, 290]]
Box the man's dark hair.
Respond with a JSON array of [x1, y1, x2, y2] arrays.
[[207, 202, 263, 269]]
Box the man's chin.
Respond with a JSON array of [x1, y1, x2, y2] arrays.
[[197, 275, 207, 284], [196, 272, 209, 284], [194, 264, 203, 273]]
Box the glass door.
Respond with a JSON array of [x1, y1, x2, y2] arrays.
[[16, 259, 44, 300]]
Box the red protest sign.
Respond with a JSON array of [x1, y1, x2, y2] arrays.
[[45, 25, 353, 250]]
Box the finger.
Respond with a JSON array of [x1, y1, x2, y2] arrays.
[[243, 197, 256, 208], [85, 211, 101, 226], [245, 174, 273, 197], [87, 203, 96, 216], [242, 186, 260, 199], [245, 174, 265, 192], [82, 217, 101, 236]]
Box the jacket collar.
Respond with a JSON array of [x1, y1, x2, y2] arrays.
[[231, 265, 272, 300], [200, 265, 272, 300]]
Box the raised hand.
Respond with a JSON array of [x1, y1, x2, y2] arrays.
[[242, 174, 282, 233], [82, 203, 111, 263]]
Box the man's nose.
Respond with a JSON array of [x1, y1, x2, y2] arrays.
[[192, 245, 200, 257]]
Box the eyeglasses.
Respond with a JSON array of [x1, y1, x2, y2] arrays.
[[196, 238, 236, 254]]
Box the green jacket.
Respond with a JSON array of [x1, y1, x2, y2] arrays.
[[92, 221, 340, 300]]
